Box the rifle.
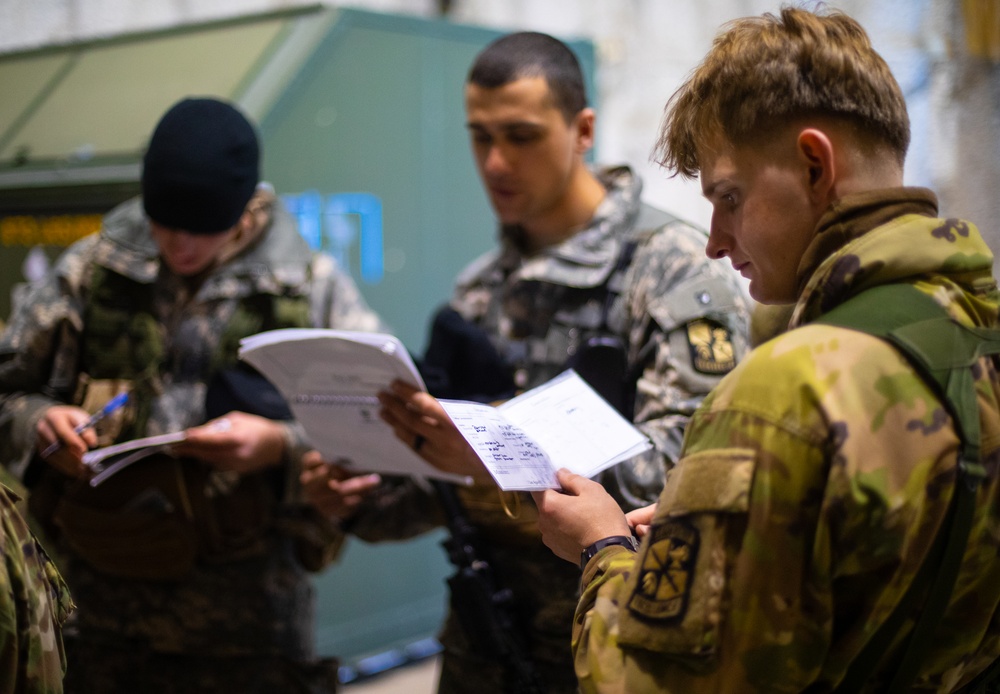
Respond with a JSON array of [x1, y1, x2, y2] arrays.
[[431, 479, 545, 694], [418, 304, 543, 693]]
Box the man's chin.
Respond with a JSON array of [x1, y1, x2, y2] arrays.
[[163, 259, 206, 276], [489, 198, 521, 222]]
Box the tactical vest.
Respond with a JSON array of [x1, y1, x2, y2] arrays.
[[50, 262, 312, 581], [489, 205, 678, 409], [448, 208, 682, 547], [819, 283, 1000, 693], [79, 263, 310, 440]]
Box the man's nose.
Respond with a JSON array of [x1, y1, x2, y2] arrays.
[[483, 144, 510, 175], [705, 219, 730, 260]]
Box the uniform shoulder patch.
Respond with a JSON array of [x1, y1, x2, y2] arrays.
[[627, 519, 700, 622], [686, 319, 736, 375]]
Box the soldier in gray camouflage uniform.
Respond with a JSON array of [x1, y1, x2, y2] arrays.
[[0, 98, 384, 693], [307, 32, 750, 694]]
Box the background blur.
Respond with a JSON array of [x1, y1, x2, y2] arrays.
[[0, 0, 997, 685]]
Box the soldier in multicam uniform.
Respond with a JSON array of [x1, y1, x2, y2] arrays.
[[0, 97, 384, 693], [1, 478, 74, 693], [307, 32, 750, 694], [532, 7, 1000, 693]]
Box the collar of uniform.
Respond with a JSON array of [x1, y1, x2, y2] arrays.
[[92, 196, 311, 300], [794, 187, 938, 297], [211, 199, 311, 291], [92, 196, 161, 283], [791, 188, 995, 327]]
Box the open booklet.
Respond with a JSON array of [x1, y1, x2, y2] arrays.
[[81, 420, 239, 487], [239, 328, 471, 484], [439, 369, 653, 491], [81, 431, 188, 486]]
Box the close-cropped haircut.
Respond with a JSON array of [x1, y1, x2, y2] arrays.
[[467, 31, 588, 122], [655, 6, 910, 178]]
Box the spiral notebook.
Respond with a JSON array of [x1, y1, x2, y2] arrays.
[[239, 328, 471, 484]]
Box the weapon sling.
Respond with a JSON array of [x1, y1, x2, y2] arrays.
[[819, 283, 1000, 693], [431, 480, 546, 694]]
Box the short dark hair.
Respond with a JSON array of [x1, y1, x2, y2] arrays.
[[656, 7, 910, 178], [467, 31, 588, 122]]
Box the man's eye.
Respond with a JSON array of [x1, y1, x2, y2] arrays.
[[508, 131, 540, 144]]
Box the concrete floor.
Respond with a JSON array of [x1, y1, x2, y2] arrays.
[[341, 655, 440, 693]]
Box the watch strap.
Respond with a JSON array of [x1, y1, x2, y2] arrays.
[[580, 534, 638, 571]]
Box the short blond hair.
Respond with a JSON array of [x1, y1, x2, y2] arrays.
[[655, 6, 909, 178]]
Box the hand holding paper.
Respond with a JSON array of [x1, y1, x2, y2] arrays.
[[377, 380, 492, 482], [532, 468, 633, 564], [439, 370, 652, 491]]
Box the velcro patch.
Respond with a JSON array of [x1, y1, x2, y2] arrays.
[[627, 519, 700, 622], [686, 319, 736, 375]]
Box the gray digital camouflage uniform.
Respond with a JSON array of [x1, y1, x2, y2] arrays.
[[351, 165, 751, 694], [0, 195, 385, 693]]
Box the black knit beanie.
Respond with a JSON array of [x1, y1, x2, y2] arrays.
[[142, 97, 260, 234]]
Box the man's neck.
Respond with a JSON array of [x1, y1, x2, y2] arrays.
[[520, 168, 607, 255]]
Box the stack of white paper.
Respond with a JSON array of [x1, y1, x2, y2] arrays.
[[239, 328, 469, 483]]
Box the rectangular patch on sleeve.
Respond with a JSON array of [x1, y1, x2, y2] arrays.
[[616, 448, 756, 660], [660, 448, 755, 515]]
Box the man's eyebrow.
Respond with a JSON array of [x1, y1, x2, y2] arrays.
[[702, 179, 720, 199], [466, 120, 544, 131]]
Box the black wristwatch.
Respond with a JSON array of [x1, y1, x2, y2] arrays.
[[580, 535, 639, 571]]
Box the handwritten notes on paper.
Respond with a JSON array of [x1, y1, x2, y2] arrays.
[[440, 370, 652, 491]]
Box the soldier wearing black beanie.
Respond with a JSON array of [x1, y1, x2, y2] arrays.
[[141, 97, 259, 234], [1, 92, 387, 693]]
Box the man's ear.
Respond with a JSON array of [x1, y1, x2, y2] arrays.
[[797, 128, 835, 204], [574, 107, 596, 154]]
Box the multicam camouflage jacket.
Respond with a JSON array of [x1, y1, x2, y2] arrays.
[[0, 195, 384, 660], [573, 188, 1000, 693], [0, 482, 74, 694]]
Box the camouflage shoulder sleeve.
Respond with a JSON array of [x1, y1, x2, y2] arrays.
[[309, 252, 389, 333], [0, 483, 74, 693], [0, 236, 98, 479], [574, 396, 830, 691], [597, 220, 751, 510]]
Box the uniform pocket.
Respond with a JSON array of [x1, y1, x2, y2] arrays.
[[616, 448, 755, 664]]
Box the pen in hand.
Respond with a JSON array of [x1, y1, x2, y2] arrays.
[[41, 392, 130, 459]]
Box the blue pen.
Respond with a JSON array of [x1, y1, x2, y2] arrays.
[[41, 391, 130, 458]]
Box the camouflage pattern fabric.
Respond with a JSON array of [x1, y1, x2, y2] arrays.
[[573, 188, 1000, 693], [0, 483, 74, 694], [352, 165, 751, 694], [0, 195, 385, 692]]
